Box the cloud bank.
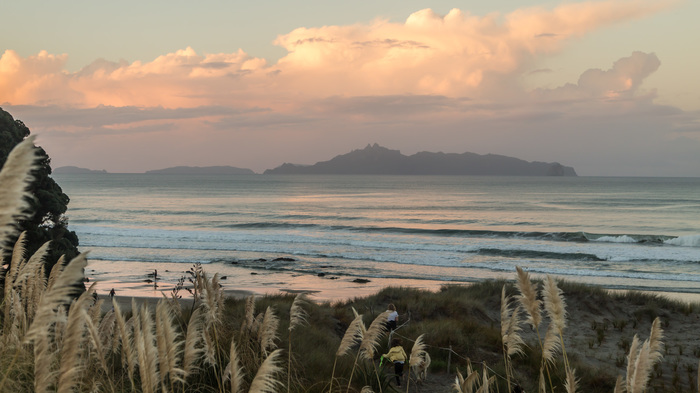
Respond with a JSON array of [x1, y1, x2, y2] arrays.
[[1, 0, 697, 176]]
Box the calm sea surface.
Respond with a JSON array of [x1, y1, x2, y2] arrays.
[[53, 174, 700, 297]]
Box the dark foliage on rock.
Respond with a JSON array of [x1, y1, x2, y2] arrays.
[[0, 107, 80, 270]]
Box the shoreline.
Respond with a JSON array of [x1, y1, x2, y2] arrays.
[[88, 265, 700, 313], [86, 259, 454, 304]]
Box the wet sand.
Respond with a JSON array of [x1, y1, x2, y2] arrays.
[[86, 260, 451, 307], [87, 260, 700, 314]]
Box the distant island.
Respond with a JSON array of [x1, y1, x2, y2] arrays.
[[264, 144, 577, 176], [54, 166, 108, 174], [145, 166, 255, 175]]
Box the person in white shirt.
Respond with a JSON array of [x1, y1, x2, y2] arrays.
[[387, 303, 399, 331]]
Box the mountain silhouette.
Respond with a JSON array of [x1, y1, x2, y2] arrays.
[[264, 144, 577, 176]]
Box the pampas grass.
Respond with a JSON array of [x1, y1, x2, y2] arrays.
[[32, 327, 53, 393], [359, 311, 389, 361], [357, 311, 389, 393], [0, 257, 684, 393], [183, 306, 204, 378], [98, 310, 116, 354], [564, 368, 578, 393], [408, 333, 426, 368], [57, 284, 96, 393], [515, 266, 541, 331], [405, 333, 426, 392], [0, 136, 38, 245], [46, 255, 66, 291], [13, 241, 50, 297], [3, 232, 26, 311], [25, 253, 88, 343], [288, 293, 308, 393], [337, 310, 364, 358], [156, 299, 183, 389], [330, 309, 364, 393], [259, 306, 280, 358], [224, 338, 244, 393], [613, 375, 624, 393], [475, 365, 495, 393], [133, 304, 158, 393], [83, 306, 117, 393], [623, 317, 664, 393], [541, 274, 571, 382], [542, 276, 567, 337], [249, 348, 283, 393], [541, 323, 561, 366], [288, 293, 308, 332], [112, 298, 136, 389], [454, 365, 479, 393], [244, 295, 257, 332], [539, 367, 546, 393], [626, 335, 641, 392], [500, 285, 525, 391]]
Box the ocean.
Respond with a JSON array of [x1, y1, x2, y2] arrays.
[[53, 173, 700, 301]]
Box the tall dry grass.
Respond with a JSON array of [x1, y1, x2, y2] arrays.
[[0, 139, 295, 393]]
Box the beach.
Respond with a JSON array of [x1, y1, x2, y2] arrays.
[[88, 259, 452, 308], [90, 257, 700, 318]]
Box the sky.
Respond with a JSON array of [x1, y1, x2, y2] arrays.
[[1, 0, 699, 176]]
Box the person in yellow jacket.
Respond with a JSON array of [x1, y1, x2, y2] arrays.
[[382, 338, 407, 386]]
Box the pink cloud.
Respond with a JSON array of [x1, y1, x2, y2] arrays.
[[1, 0, 678, 110], [0, 50, 79, 105], [271, 0, 674, 97], [534, 51, 661, 103]]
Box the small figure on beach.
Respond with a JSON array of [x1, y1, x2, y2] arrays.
[[386, 303, 399, 331], [109, 288, 116, 299], [382, 338, 407, 386]]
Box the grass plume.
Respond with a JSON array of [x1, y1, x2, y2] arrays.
[[359, 311, 390, 361], [0, 136, 38, 245], [249, 348, 283, 393], [224, 338, 244, 393]]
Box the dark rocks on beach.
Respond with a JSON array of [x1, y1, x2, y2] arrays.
[[353, 278, 371, 283], [144, 279, 154, 283], [220, 276, 227, 280], [330, 277, 338, 280], [230, 261, 239, 265], [317, 273, 326, 277], [253, 259, 267, 262], [250, 272, 258, 275], [273, 257, 296, 262]]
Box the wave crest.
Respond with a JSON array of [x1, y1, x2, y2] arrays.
[[665, 235, 700, 247]]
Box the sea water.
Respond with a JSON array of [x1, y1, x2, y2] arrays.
[[53, 174, 700, 299]]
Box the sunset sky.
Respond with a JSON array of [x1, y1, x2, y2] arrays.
[[1, 0, 699, 176]]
